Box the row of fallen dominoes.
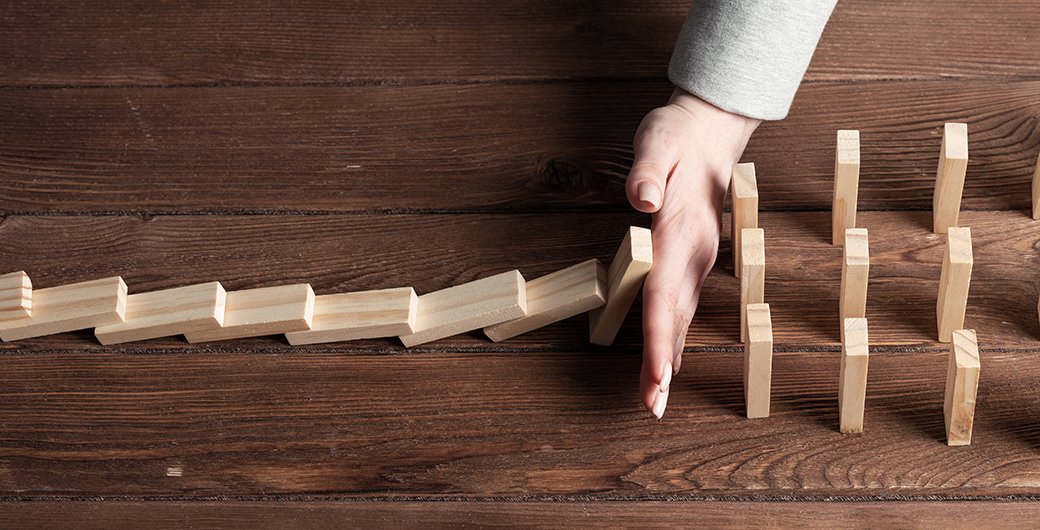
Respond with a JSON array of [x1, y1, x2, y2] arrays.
[[0, 226, 653, 348], [734, 123, 983, 446]]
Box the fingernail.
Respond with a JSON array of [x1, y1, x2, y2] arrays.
[[652, 363, 672, 419], [673, 352, 682, 375], [637, 182, 661, 210]]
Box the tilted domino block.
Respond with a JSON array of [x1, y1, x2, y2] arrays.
[[840, 228, 869, 331], [937, 227, 972, 343], [400, 270, 527, 348], [185, 283, 315, 343], [485, 259, 606, 342], [839, 317, 869, 434], [0, 276, 127, 342], [286, 287, 418, 346], [589, 227, 653, 346], [933, 122, 969, 234], [944, 329, 980, 446], [744, 303, 773, 419], [0, 271, 32, 323], [95, 282, 226, 345]]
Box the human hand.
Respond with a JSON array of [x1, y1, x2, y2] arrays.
[[626, 88, 761, 418]]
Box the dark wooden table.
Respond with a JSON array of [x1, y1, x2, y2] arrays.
[[3, 1, 1040, 527]]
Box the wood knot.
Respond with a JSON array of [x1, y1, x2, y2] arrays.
[[535, 158, 593, 192]]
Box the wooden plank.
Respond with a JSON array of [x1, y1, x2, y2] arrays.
[[944, 329, 981, 446], [0, 271, 31, 322], [184, 284, 314, 343], [937, 227, 973, 343], [832, 130, 861, 245], [2, 346, 1040, 498], [2, 0, 1038, 87], [485, 259, 606, 343], [285, 288, 417, 346], [739, 228, 765, 343], [731, 163, 759, 278], [4, 501, 1040, 529], [933, 123, 970, 233], [94, 282, 226, 345], [589, 227, 653, 346], [839, 228, 869, 326], [3, 80, 1040, 215], [0, 277, 126, 342], [399, 270, 527, 348], [743, 303, 773, 419]]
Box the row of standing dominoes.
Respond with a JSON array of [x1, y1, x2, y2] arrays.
[[733, 124, 980, 445], [0, 227, 653, 348]]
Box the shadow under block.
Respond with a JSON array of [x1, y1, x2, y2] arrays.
[[94, 282, 226, 345], [832, 130, 861, 246], [399, 270, 527, 348], [485, 259, 606, 343], [589, 226, 653, 346], [0, 271, 32, 323], [731, 162, 758, 278], [0, 276, 127, 342], [933, 122, 969, 234], [944, 329, 980, 446], [744, 303, 773, 419], [937, 227, 973, 343], [840, 228, 869, 326], [184, 283, 315, 343], [285, 287, 417, 346], [840, 317, 869, 434], [1033, 150, 1040, 220], [739, 228, 765, 343]]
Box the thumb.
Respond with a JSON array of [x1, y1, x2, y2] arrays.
[[626, 112, 680, 214]]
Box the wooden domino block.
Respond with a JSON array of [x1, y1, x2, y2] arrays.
[[744, 303, 773, 419], [840, 228, 869, 328], [1032, 150, 1040, 220], [589, 226, 653, 346], [739, 228, 765, 343], [0, 271, 32, 323], [400, 270, 527, 348], [839, 317, 869, 434], [937, 227, 972, 343], [184, 283, 315, 343], [832, 130, 861, 245], [485, 259, 606, 342], [94, 282, 226, 345], [0, 276, 127, 342], [731, 162, 758, 277], [286, 287, 418, 346], [933, 122, 969, 234], [944, 329, 980, 446]]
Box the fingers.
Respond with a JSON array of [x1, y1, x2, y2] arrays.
[[626, 110, 681, 214]]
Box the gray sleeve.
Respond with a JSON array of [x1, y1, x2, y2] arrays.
[[668, 0, 838, 121]]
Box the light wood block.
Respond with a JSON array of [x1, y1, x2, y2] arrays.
[[731, 162, 758, 277], [933, 122, 969, 233], [0, 276, 127, 342], [589, 226, 653, 346], [400, 270, 527, 348], [184, 283, 315, 343], [1032, 150, 1040, 220], [944, 329, 980, 446], [744, 303, 773, 419], [94, 282, 226, 345], [839, 317, 869, 434], [286, 287, 418, 346], [739, 228, 765, 343], [0, 271, 32, 323], [937, 226, 973, 343], [832, 130, 861, 245], [840, 228, 869, 330], [485, 259, 606, 342]]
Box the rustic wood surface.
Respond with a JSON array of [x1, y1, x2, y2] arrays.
[[2, 0, 1040, 526]]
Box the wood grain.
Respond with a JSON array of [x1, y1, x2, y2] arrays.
[[2, 80, 1039, 214], [1, 0, 1037, 87]]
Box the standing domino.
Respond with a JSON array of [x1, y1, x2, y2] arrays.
[[832, 130, 861, 245], [731, 162, 758, 277], [840, 228, 869, 338], [740, 228, 765, 343], [937, 227, 972, 343], [839, 317, 869, 434], [744, 303, 773, 419], [944, 329, 980, 446], [933, 123, 969, 234]]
